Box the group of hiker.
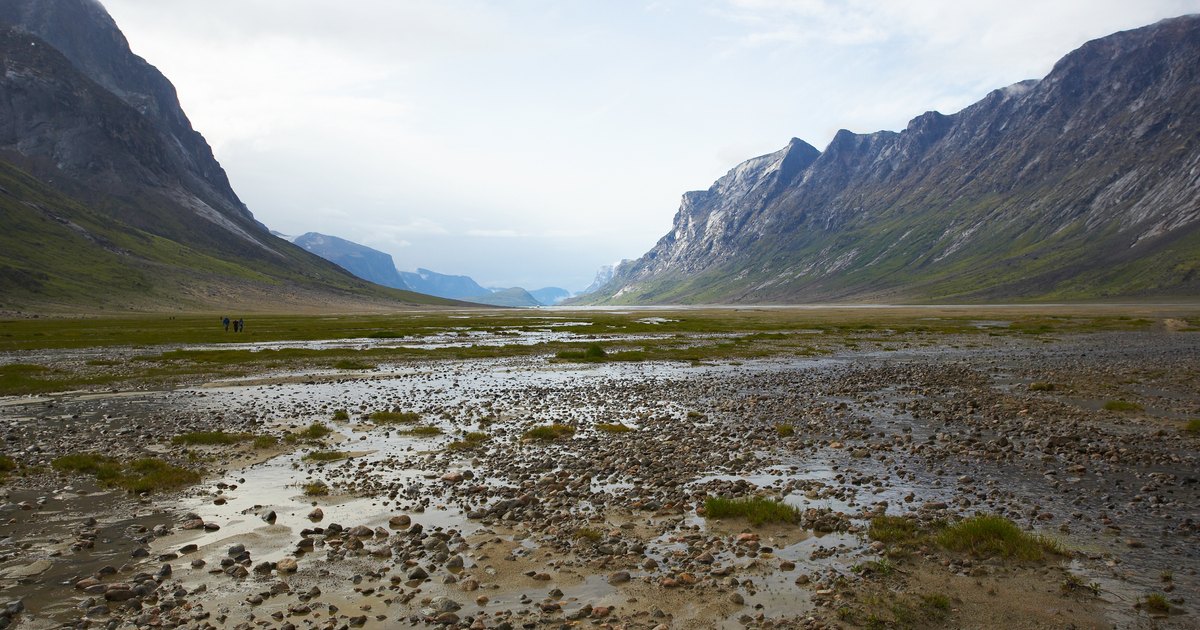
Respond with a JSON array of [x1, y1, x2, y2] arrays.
[[221, 316, 246, 333]]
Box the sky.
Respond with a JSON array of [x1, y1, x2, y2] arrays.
[[100, 0, 1200, 291]]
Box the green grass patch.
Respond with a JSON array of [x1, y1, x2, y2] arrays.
[[595, 423, 632, 433], [253, 435, 278, 449], [404, 426, 443, 436], [704, 496, 800, 526], [448, 432, 489, 450], [1028, 382, 1055, 391], [1185, 419, 1200, 435], [370, 411, 420, 424], [555, 343, 608, 361], [936, 514, 1062, 561], [303, 481, 329, 496], [118, 458, 202, 493], [574, 527, 603, 542], [171, 431, 253, 446], [331, 409, 350, 421], [1142, 593, 1170, 614], [1103, 399, 1143, 412], [303, 450, 350, 462], [868, 515, 920, 545], [523, 424, 576, 441], [775, 423, 795, 437], [0, 454, 17, 477], [53, 453, 198, 493], [52, 453, 122, 481], [284, 423, 333, 442]]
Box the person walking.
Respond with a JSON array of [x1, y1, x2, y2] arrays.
[[222, 316, 230, 332]]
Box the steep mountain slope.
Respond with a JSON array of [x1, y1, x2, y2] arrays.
[[529, 287, 570, 305], [399, 269, 489, 301], [292, 233, 410, 291], [0, 1, 452, 311], [585, 16, 1200, 304], [465, 287, 542, 308]]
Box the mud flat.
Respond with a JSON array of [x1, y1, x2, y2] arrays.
[[0, 322, 1197, 629]]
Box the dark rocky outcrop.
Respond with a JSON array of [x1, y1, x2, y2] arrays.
[[584, 16, 1200, 304]]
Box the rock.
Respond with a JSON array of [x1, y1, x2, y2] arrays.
[[729, 592, 745, 605], [429, 596, 461, 612], [441, 472, 465, 483], [388, 515, 411, 528], [276, 557, 298, 573], [307, 508, 324, 521], [346, 525, 373, 538]]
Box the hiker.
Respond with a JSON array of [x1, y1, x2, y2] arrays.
[[232, 319, 240, 333], [222, 316, 230, 332], [238, 318, 245, 333]]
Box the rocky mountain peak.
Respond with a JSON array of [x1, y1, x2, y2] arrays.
[[584, 15, 1200, 304]]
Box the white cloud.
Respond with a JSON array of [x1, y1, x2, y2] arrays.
[[98, 0, 1200, 290]]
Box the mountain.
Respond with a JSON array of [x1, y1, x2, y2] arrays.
[[583, 16, 1200, 304], [0, 0, 452, 311], [529, 287, 571, 305], [577, 264, 618, 296], [465, 287, 542, 308], [292, 232, 410, 291], [399, 269, 489, 300]]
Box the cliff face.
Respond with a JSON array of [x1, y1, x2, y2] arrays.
[[0, 1, 454, 311], [0, 0, 254, 227], [589, 16, 1200, 304], [293, 233, 411, 291]]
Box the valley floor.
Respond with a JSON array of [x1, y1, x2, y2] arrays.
[[0, 307, 1197, 629]]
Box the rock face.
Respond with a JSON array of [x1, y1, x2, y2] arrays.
[[528, 286, 570, 306], [0, 0, 264, 248], [585, 16, 1200, 304], [0, 0, 446, 310], [293, 232, 411, 291], [399, 268, 489, 300]]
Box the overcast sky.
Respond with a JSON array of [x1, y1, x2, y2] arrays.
[[101, 0, 1199, 291]]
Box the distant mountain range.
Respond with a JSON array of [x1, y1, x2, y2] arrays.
[[0, 0, 454, 311], [289, 232, 569, 306], [580, 16, 1200, 304]]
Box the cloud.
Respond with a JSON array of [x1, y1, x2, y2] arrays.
[[97, 0, 1200, 292]]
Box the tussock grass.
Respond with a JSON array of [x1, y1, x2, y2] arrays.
[[0, 454, 17, 477], [448, 432, 489, 450], [404, 426, 443, 436], [370, 411, 420, 424], [523, 424, 576, 441], [303, 481, 329, 496], [574, 527, 603, 542], [171, 431, 253, 446], [253, 435, 278, 449], [119, 458, 201, 493], [1184, 419, 1199, 434], [1142, 593, 1170, 614], [869, 515, 920, 545], [704, 496, 800, 526], [303, 450, 350, 462], [285, 423, 332, 442], [936, 514, 1063, 560], [1028, 382, 1055, 391], [596, 423, 632, 433], [775, 423, 795, 437], [331, 409, 350, 421], [53, 453, 199, 493], [555, 344, 607, 361], [1103, 399, 1143, 412]]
